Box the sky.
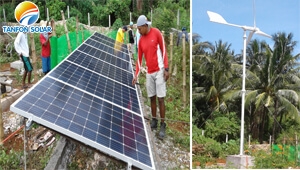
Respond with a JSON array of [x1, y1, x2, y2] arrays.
[[192, 0, 300, 55]]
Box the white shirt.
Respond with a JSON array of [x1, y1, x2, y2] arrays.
[[14, 32, 29, 57]]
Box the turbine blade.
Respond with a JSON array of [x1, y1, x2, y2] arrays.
[[207, 11, 242, 28], [253, 0, 256, 28], [255, 30, 272, 38], [207, 11, 228, 24], [246, 31, 255, 46]]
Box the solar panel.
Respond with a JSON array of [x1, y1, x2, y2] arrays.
[[10, 32, 155, 170]]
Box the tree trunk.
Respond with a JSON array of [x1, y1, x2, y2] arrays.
[[259, 110, 266, 143], [272, 100, 279, 142], [30, 33, 37, 83]]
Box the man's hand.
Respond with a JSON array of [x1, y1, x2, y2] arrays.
[[132, 76, 138, 86], [164, 71, 169, 81]]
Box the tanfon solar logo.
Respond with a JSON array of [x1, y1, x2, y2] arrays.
[[15, 1, 39, 26], [2, 1, 52, 33]]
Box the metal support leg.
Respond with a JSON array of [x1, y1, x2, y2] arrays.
[[127, 162, 132, 170]]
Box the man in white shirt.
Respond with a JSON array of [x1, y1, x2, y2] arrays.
[[14, 32, 33, 89]]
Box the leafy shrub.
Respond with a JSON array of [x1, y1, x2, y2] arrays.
[[220, 139, 239, 157], [252, 150, 297, 168], [193, 126, 222, 158], [0, 146, 22, 170], [112, 18, 123, 31], [204, 112, 240, 142]]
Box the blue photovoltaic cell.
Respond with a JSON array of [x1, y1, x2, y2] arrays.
[[11, 32, 153, 169], [49, 62, 141, 113]]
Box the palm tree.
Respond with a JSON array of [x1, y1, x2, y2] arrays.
[[245, 32, 300, 142], [193, 39, 239, 127]]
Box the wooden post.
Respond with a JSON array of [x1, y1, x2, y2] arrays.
[[249, 135, 251, 147], [88, 13, 90, 27], [47, 8, 49, 21], [177, 9, 180, 30], [169, 33, 173, 77], [51, 19, 56, 37], [202, 130, 204, 136], [30, 33, 37, 83], [3, 8, 6, 22], [226, 134, 228, 143], [81, 25, 84, 42], [61, 10, 72, 53], [182, 33, 186, 108], [76, 15, 79, 46], [0, 96, 3, 143], [67, 6, 70, 19], [109, 15, 111, 28], [151, 9, 153, 24], [130, 12, 132, 23]]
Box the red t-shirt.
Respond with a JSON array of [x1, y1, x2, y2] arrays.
[[39, 33, 51, 57], [135, 27, 168, 77]]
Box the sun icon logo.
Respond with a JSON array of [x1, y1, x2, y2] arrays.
[[15, 1, 39, 26]]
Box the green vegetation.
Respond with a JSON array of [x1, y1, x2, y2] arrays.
[[193, 31, 300, 168], [0, 146, 22, 170]]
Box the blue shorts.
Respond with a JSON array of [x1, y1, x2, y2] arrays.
[[41, 56, 51, 73], [21, 56, 33, 72]]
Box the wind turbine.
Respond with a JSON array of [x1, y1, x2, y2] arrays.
[[207, 1, 271, 156]]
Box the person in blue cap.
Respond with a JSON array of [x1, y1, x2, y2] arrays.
[[177, 27, 189, 46]]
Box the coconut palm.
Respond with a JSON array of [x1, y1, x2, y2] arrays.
[[193, 39, 240, 128], [245, 32, 300, 142]]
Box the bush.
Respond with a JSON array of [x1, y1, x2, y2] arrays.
[[220, 139, 240, 157], [112, 18, 123, 31], [252, 149, 297, 168], [0, 146, 22, 170]]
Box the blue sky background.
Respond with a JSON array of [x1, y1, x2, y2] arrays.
[[192, 0, 300, 55]]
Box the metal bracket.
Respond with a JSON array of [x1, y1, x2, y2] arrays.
[[25, 117, 33, 130], [127, 162, 132, 170]]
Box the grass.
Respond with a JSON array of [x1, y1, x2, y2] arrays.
[[137, 62, 190, 150]]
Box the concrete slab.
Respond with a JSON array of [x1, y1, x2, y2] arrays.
[[10, 60, 23, 70], [44, 136, 67, 170], [226, 155, 254, 169], [1, 90, 24, 112]]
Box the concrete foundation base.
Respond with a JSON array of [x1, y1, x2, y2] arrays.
[[226, 155, 254, 169], [1, 90, 24, 112], [10, 60, 23, 70]]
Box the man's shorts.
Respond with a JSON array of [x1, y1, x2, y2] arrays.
[[21, 56, 33, 72], [146, 68, 166, 98]]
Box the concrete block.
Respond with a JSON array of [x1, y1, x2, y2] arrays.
[[10, 60, 24, 70], [226, 155, 254, 169], [1, 90, 24, 112]]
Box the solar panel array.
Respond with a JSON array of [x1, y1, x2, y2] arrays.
[[10, 32, 155, 170]]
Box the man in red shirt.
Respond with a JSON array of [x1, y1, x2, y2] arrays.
[[132, 15, 169, 139], [39, 20, 52, 75]]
